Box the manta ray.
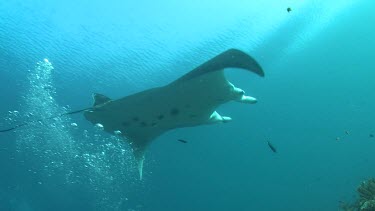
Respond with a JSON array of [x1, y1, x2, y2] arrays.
[[0, 49, 264, 179], [84, 49, 264, 179]]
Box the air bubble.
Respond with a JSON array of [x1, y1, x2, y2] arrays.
[[114, 130, 122, 135], [95, 123, 104, 130]]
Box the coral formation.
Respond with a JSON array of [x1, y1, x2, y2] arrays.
[[341, 178, 375, 211], [357, 178, 375, 210]]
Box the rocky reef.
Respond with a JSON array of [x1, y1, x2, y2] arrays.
[[341, 178, 375, 211]]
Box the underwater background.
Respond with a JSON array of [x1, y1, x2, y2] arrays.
[[0, 0, 375, 210]]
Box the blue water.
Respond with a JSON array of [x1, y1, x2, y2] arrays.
[[1, 1, 375, 210]]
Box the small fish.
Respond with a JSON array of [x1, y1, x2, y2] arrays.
[[177, 139, 188, 144], [287, 7, 292, 13], [370, 134, 374, 138], [345, 131, 350, 135], [267, 141, 277, 153]]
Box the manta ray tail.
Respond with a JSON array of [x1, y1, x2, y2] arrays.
[[0, 108, 89, 133]]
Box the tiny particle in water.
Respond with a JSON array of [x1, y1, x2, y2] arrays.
[[336, 137, 340, 141], [122, 122, 130, 126], [71, 123, 78, 127], [114, 130, 122, 135], [287, 7, 292, 13], [170, 108, 179, 116], [189, 114, 197, 118], [140, 121, 147, 127], [370, 134, 374, 138], [345, 131, 350, 135], [132, 117, 139, 122], [177, 139, 188, 143], [267, 141, 277, 153]]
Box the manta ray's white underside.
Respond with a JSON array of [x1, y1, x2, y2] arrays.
[[83, 49, 264, 179]]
